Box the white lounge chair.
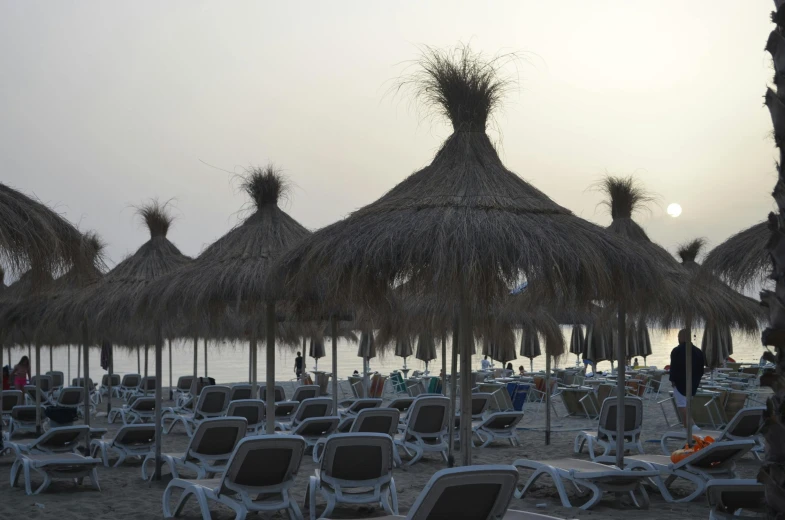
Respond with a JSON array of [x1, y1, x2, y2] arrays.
[[292, 384, 320, 402], [56, 386, 92, 417], [173, 375, 195, 406], [6, 405, 38, 438], [339, 398, 383, 418], [108, 396, 156, 425], [119, 373, 142, 400], [308, 432, 398, 520], [274, 400, 300, 424], [706, 479, 766, 519], [46, 371, 65, 394], [2, 390, 24, 424], [226, 399, 265, 435], [259, 384, 287, 402], [131, 376, 157, 399], [90, 424, 156, 467], [473, 411, 525, 447], [100, 374, 121, 401], [228, 384, 253, 402], [282, 397, 333, 431], [395, 395, 450, 466], [388, 396, 415, 423], [10, 452, 101, 495], [314, 408, 402, 463], [513, 458, 658, 509], [3, 425, 90, 458], [660, 406, 765, 458], [144, 417, 247, 481], [163, 435, 306, 520], [163, 385, 231, 436], [283, 416, 340, 451], [574, 396, 644, 460], [620, 439, 756, 503]]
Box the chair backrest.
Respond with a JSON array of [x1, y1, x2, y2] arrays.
[[131, 397, 156, 412], [597, 396, 643, 440], [229, 384, 253, 402], [72, 377, 93, 388], [2, 390, 23, 412], [679, 440, 756, 471], [220, 435, 306, 496], [370, 374, 388, 398], [188, 417, 247, 460], [35, 425, 90, 453], [470, 393, 493, 418], [294, 416, 340, 437], [691, 393, 722, 427], [176, 375, 193, 391], [115, 424, 156, 447], [11, 405, 37, 422], [706, 479, 766, 516], [195, 385, 231, 416], [24, 385, 46, 403], [259, 385, 286, 402], [407, 396, 450, 436], [46, 371, 64, 388], [139, 376, 157, 392], [723, 392, 749, 421], [321, 433, 394, 485], [351, 408, 400, 437], [101, 374, 121, 387], [388, 397, 415, 414], [274, 401, 300, 418], [291, 385, 320, 402], [724, 407, 765, 438], [30, 375, 53, 393], [226, 399, 265, 427], [121, 373, 141, 388], [406, 465, 519, 520], [597, 384, 614, 403], [482, 411, 524, 431], [57, 386, 85, 406], [293, 397, 333, 423], [348, 398, 383, 415]]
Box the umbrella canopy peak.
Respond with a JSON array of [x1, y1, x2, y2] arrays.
[[242, 164, 288, 209], [596, 175, 657, 221], [137, 200, 174, 239], [677, 238, 707, 265]]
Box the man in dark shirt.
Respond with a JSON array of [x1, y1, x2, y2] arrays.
[[294, 352, 304, 381], [669, 329, 705, 425]]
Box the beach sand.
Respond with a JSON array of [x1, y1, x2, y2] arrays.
[[0, 379, 766, 519]]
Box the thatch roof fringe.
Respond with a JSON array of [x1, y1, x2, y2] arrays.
[[596, 175, 657, 220], [137, 200, 173, 238], [677, 238, 707, 264], [242, 164, 288, 208], [703, 221, 769, 290]]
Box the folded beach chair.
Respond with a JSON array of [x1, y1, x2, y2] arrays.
[[513, 458, 658, 509], [259, 384, 287, 402], [339, 397, 382, 418], [395, 395, 450, 466], [173, 375, 194, 406], [281, 397, 333, 431], [119, 373, 142, 400], [292, 384, 320, 402], [659, 406, 765, 458], [10, 452, 101, 495], [3, 425, 90, 458], [162, 435, 306, 520], [90, 424, 155, 467], [620, 439, 756, 503], [2, 390, 24, 423], [706, 479, 766, 519], [226, 399, 265, 435], [144, 417, 247, 481], [472, 411, 525, 447], [6, 405, 38, 438], [283, 416, 340, 451], [163, 385, 231, 437], [228, 384, 252, 402], [574, 396, 644, 460], [308, 432, 398, 520], [314, 408, 401, 463], [108, 396, 156, 424]]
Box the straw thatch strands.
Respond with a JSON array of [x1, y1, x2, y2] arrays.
[[703, 221, 768, 290]]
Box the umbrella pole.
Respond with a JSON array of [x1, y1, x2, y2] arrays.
[[685, 317, 693, 447], [441, 333, 447, 396], [459, 288, 473, 466], [35, 343, 41, 435], [0, 338, 3, 443], [615, 305, 627, 468], [448, 319, 459, 467], [330, 316, 338, 416], [264, 302, 276, 435], [153, 322, 164, 481], [168, 339, 173, 401], [67, 345, 70, 382], [77, 343, 81, 380], [545, 352, 551, 445], [249, 326, 257, 397], [144, 344, 149, 380], [191, 336, 198, 397], [49, 346, 52, 372], [81, 321, 90, 451], [136, 347, 140, 375], [107, 343, 113, 417], [204, 338, 208, 379]]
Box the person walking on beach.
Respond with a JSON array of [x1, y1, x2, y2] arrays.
[[11, 356, 30, 391], [294, 351, 304, 381], [481, 355, 491, 371], [669, 329, 705, 426]]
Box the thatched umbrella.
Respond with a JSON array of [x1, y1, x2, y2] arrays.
[[415, 333, 437, 374], [273, 46, 668, 466], [394, 336, 413, 372], [143, 167, 310, 435], [520, 327, 541, 373], [703, 221, 768, 291], [569, 325, 584, 365]]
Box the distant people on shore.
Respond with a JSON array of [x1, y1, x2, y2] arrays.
[[518, 365, 526, 376], [294, 351, 304, 380], [11, 356, 30, 391], [481, 355, 491, 371]]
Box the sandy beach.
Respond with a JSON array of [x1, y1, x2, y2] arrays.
[[0, 377, 766, 520]]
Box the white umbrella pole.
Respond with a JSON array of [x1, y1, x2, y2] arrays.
[[49, 346, 52, 372], [330, 316, 338, 415], [264, 302, 276, 435], [107, 343, 113, 416], [615, 305, 627, 468], [204, 338, 208, 379], [77, 343, 81, 380], [144, 344, 149, 379], [136, 347, 140, 375], [67, 345, 70, 382], [35, 343, 41, 435], [459, 286, 473, 466], [249, 326, 257, 397], [168, 339, 173, 400], [545, 352, 551, 445], [153, 322, 164, 480], [447, 320, 459, 467], [442, 334, 447, 396], [685, 317, 693, 446], [191, 336, 198, 396], [81, 321, 91, 452]]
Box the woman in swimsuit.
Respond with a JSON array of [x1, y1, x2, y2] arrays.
[[11, 356, 30, 390]]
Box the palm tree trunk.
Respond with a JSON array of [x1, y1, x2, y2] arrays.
[[759, 6, 785, 516]]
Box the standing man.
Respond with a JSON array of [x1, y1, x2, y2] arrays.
[[481, 355, 491, 371], [669, 329, 705, 426], [294, 351, 304, 381]]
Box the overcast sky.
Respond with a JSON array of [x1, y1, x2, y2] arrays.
[[0, 1, 777, 277]]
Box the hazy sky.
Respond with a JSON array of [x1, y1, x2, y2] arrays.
[[0, 1, 777, 277]]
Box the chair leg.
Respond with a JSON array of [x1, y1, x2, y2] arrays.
[[575, 480, 603, 510], [308, 476, 318, 520], [388, 477, 399, 515]]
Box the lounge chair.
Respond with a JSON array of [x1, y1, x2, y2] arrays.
[[339, 397, 382, 418], [10, 452, 101, 495], [3, 425, 90, 458], [132, 376, 157, 398], [108, 396, 156, 425], [56, 386, 92, 417], [226, 399, 266, 435], [282, 397, 333, 431], [144, 417, 247, 481], [6, 405, 38, 438], [90, 424, 156, 467], [29, 375, 54, 396], [119, 373, 142, 400], [24, 384, 54, 407], [259, 384, 287, 402], [395, 395, 450, 466], [283, 416, 340, 451], [173, 375, 195, 406], [513, 458, 658, 509], [706, 479, 766, 519], [314, 408, 402, 463], [308, 432, 398, 520], [292, 384, 320, 402], [46, 371, 65, 393], [228, 384, 252, 402], [388, 396, 415, 421], [163, 385, 231, 436], [274, 400, 300, 423], [620, 439, 756, 503], [162, 435, 306, 520], [472, 411, 525, 447], [100, 374, 122, 401], [659, 406, 765, 458], [573, 396, 644, 460], [1, 390, 24, 423]]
